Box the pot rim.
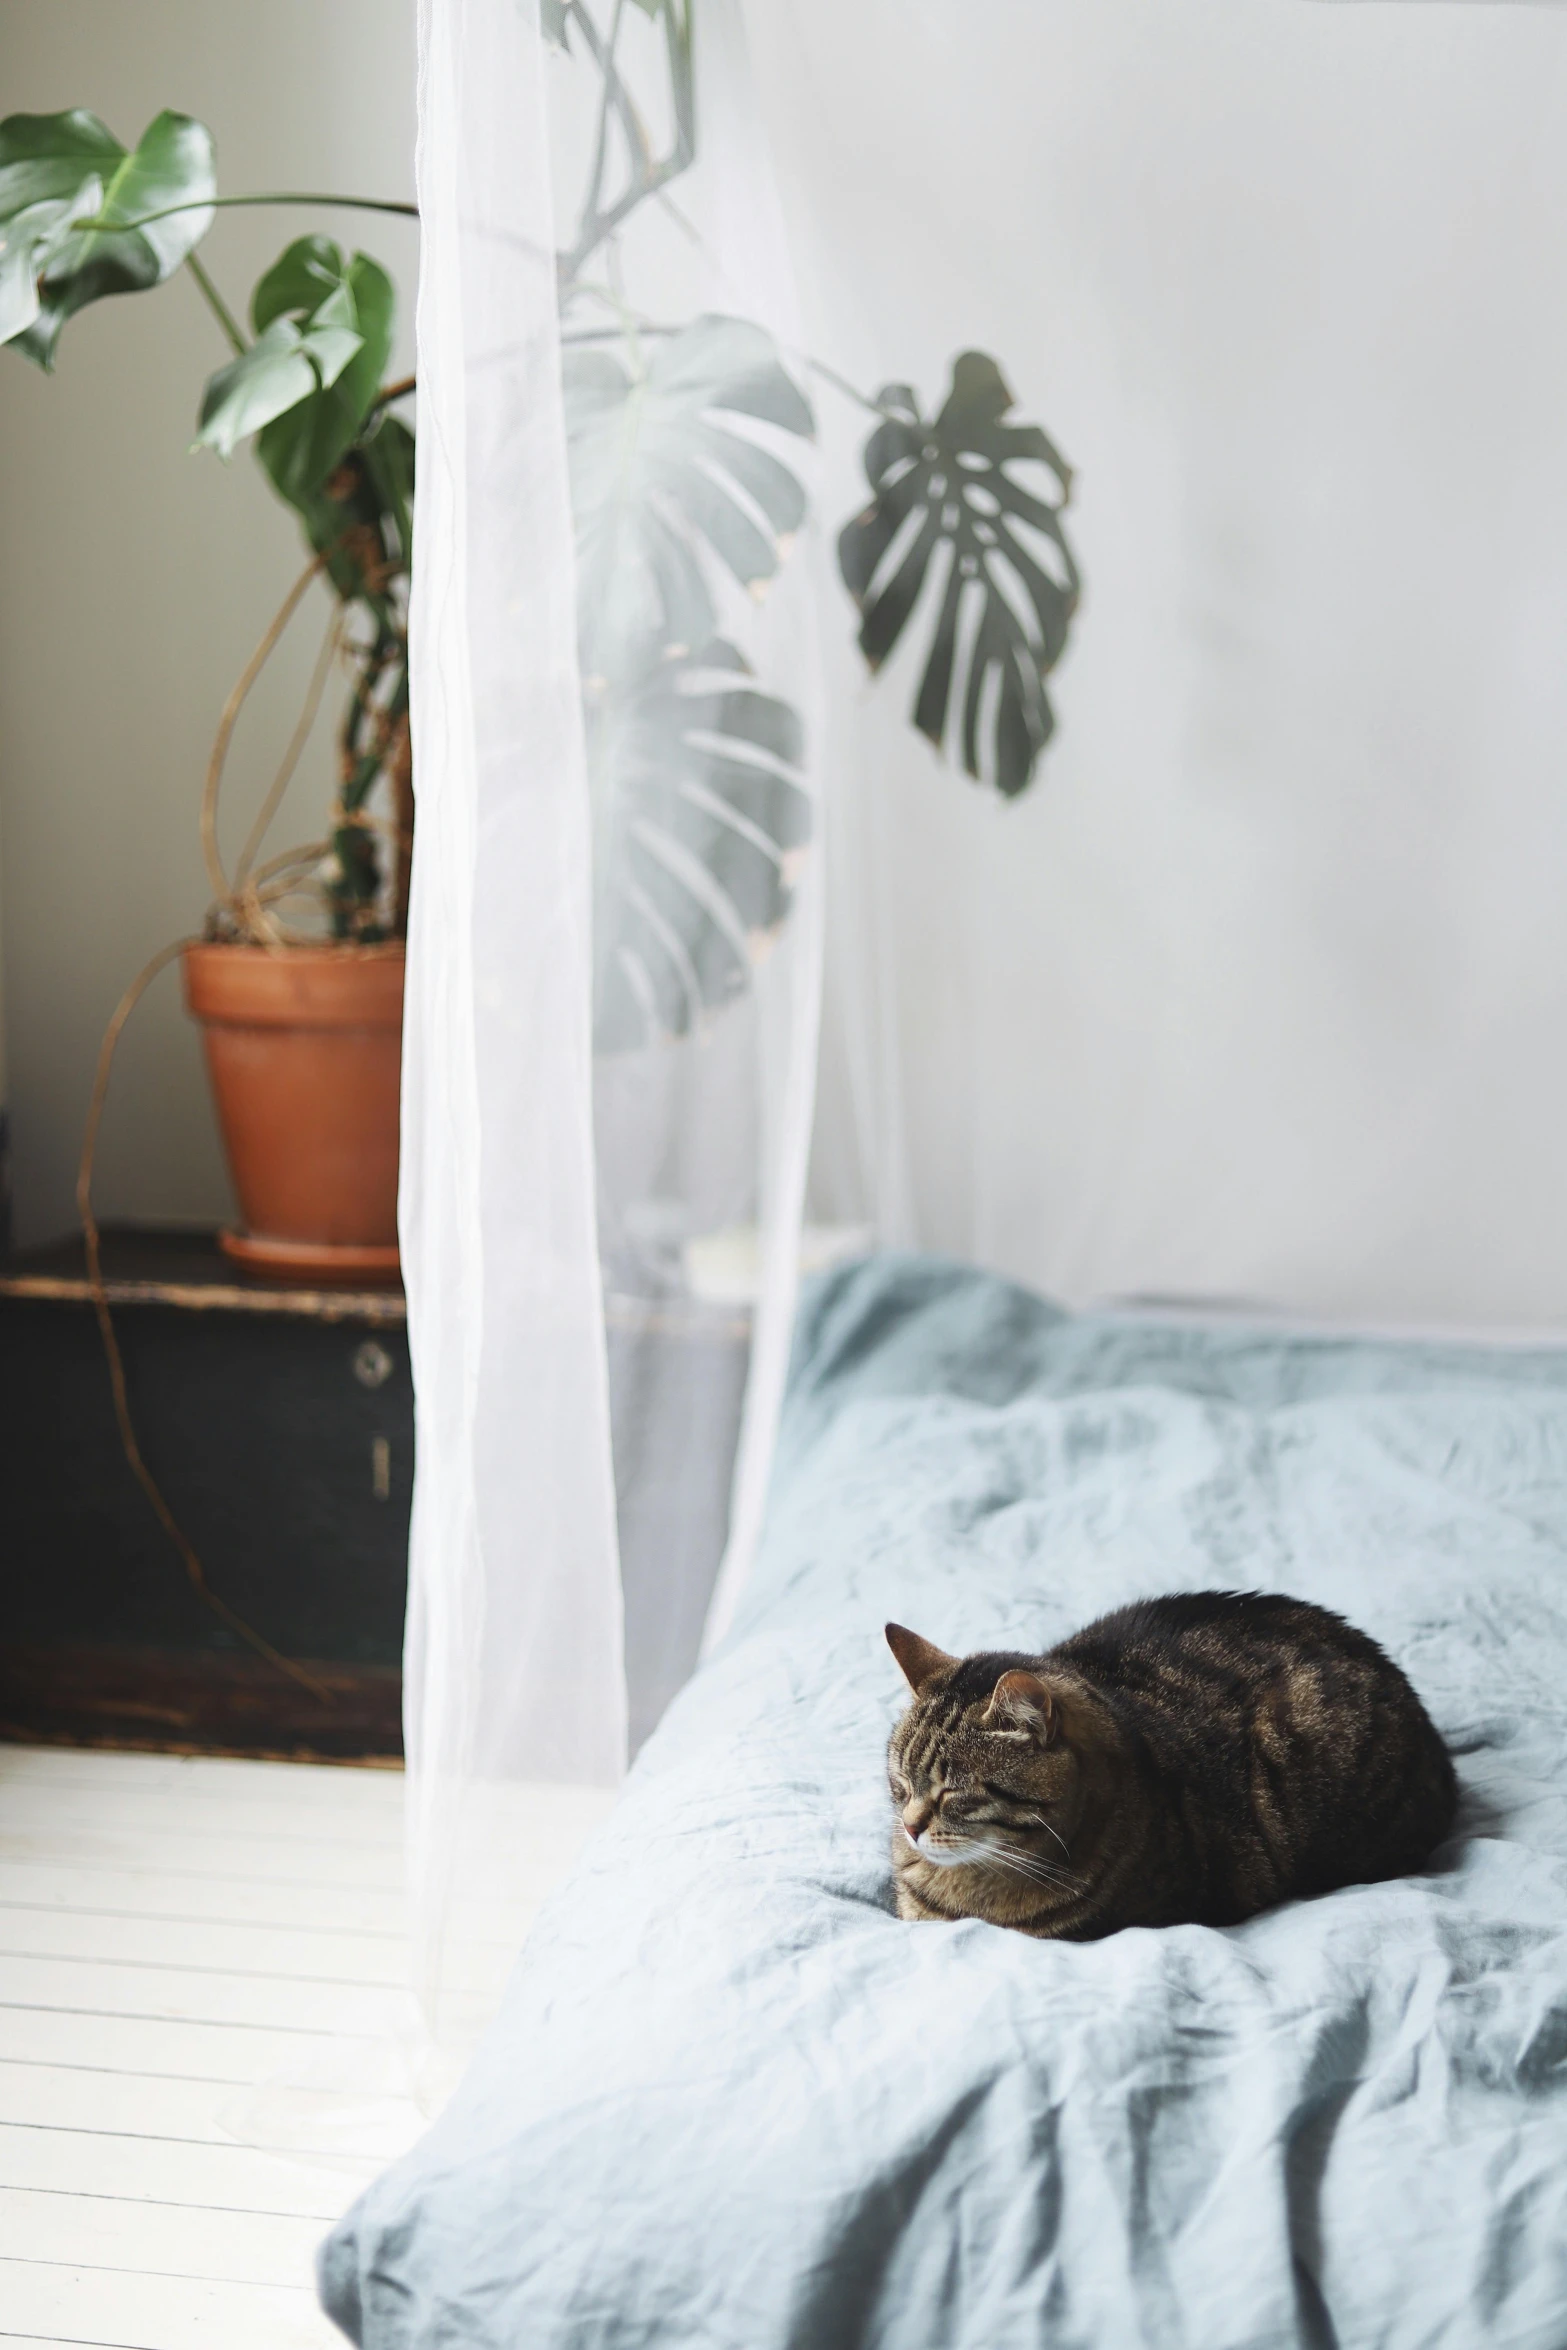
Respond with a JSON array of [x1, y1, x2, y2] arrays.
[[185, 938, 406, 961], [183, 937, 407, 1030]]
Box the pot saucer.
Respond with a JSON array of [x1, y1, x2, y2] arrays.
[[218, 1230, 403, 1291]]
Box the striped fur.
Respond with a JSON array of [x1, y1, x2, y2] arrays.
[[886, 1592, 1457, 1940]]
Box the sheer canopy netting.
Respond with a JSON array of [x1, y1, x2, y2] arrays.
[[403, 0, 1567, 2043], [402, 0, 825, 2038]]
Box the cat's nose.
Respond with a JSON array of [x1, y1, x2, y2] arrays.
[[902, 1797, 934, 1839]]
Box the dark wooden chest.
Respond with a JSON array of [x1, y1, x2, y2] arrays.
[[0, 1227, 410, 1760]]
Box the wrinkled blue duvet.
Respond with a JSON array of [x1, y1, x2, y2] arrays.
[[321, 1255, 1567, 2349]]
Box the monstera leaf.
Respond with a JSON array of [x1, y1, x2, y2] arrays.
[[194, 307, 361, 457], [564, 314, 813, 683], [838, 350, 1079, 798], [193, 238, 392, 501], [251, 240, 395, 508], [590, 641, 810, 1051], [0, 109, 214, 367], [0, 187, 95, 347]]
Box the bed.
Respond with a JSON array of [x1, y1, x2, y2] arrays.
[[320, 1253, 1567, 2348]]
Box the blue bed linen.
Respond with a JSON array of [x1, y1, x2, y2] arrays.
[[321, 1254, 1567, 2349]]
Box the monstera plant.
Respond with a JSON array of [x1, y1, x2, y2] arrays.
[[0, 3, 1082, 1130], [0, 108, 415, 946], [0, 104, 420, 1288]]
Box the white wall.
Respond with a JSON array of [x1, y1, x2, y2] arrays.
[[9, 0, 1567, 1330], [755, 0, 1567, 1328], [0, 1, 416, 1247]]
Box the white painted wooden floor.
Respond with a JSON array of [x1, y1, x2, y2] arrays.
[[0, 1744, 612, 2350]]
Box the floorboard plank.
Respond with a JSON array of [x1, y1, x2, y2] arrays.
[[0, 1908, 410, 1987], [0, 2186, 326, 2288], [0, 2257, 341, 2350], [0, 1863, 407, 1938], [0, 2337, 111, 2348], [0, 1900, 531, 1987], [0, 2006, 365, 2084], [0, 2120, 354, 2219], [0, 1786, 406, 1848], [0, 1827, 404, 1893], [0, 2337, 136, 2348], [0, 1750, 401, 1804], [0, 1953, 426, 2036], [0, 2063, 234, 2142]]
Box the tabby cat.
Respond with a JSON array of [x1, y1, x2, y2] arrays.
[[886, 1591, 1456, 1939]]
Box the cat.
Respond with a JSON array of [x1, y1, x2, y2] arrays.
[[886, 1591, 1457, 1939]]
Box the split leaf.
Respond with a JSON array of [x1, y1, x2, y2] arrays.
[[565, 313, 813, 684], [0, 109, 214, 367], [590, 640, 811, 1051], [252, 242, 394, 509], [838, 350, 1079, 798]]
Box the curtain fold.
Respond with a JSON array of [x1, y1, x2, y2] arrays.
[[403, 0, 826, 2041], [403, 0, 626, 2030]]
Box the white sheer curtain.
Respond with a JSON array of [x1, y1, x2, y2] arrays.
[[402, 0, 824, 2040], [402, 0, 623, 2027], [564, 0, 827, 1702], [400, 0, 1567, 2056]]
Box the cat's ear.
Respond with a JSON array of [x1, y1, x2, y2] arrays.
[[885, 1623, 957, 1696], [984, 1670, 1057, 1744]]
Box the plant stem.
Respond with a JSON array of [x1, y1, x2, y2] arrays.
[[370, 374, 416, 410], [559, 297, 885, 425], [82, 191, 420, 234], [579, 0, 627, 257], [559, 321, 675, 344], [807, 355, 896, 422], [184, 252, 246, 356], [560, 0, 694, 286]]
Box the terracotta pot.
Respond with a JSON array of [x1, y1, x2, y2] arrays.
[[183, 942, 404, 1288]]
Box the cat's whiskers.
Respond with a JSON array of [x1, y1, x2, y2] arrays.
[[975, 1840, 1083, 1894], [912, 1832, 983, 1870], [1004, 1809, 1075, 1864], [919, 1827, 1083, 1896], [996, 1855, 1078, 1892]]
